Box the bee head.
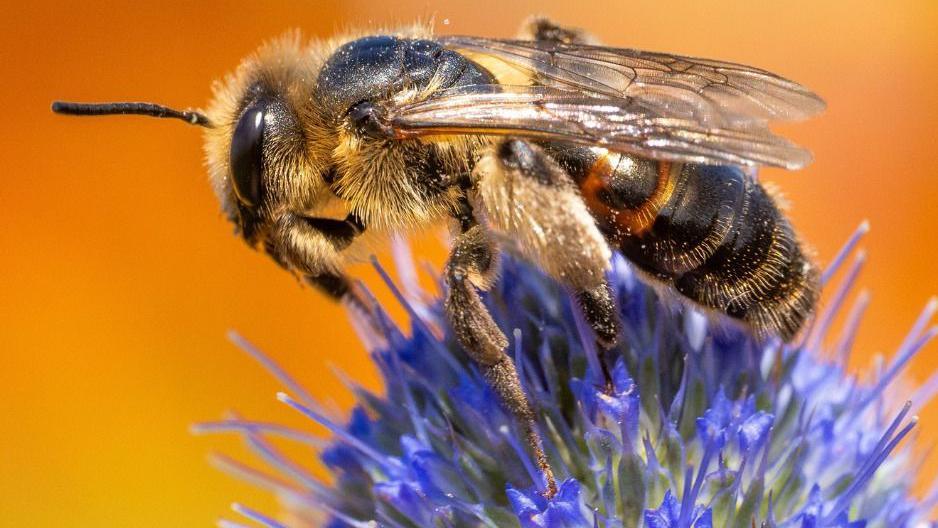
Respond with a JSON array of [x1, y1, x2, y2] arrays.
[[202, 32, 338, 248]]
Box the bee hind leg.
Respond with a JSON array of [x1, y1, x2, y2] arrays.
[[444, 221, 558, 499], [473, 138, 621, 391]]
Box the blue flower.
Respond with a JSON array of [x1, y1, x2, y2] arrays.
[[196, 224, 938, 527]]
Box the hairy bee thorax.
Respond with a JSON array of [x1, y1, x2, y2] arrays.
[[311, 33, 496, 232], [552, 145, 819, 341]]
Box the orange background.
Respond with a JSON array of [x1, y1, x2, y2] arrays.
[[4, 1, 938, 526]]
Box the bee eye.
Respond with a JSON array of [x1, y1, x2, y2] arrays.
[[229, 102, 267, 207]]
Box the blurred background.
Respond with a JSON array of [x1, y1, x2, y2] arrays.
[[3, 0, 938, 525]]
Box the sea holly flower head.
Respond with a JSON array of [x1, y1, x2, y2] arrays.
[[196, 224, 938, 527]]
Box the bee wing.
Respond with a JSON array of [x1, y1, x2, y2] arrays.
[[388, 37, 824, 169], [390, 85, 813, 169], [440, 36, 825, 124]]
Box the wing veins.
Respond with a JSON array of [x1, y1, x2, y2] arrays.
[[388, 36, 822, 169]]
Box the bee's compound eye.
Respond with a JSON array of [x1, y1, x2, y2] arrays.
[[229, 102, 267, 207]]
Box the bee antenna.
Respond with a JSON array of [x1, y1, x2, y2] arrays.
[[51, 101, 213, 128]]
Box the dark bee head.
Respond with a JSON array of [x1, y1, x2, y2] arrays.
[[201, 33, 335, 249]]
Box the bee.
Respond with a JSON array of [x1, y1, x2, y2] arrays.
[[53, 17, 824, 498]]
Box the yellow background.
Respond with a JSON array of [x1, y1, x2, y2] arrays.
[[3, 1, 938, 525]]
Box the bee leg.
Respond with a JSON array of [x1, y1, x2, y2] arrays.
[[306, 272, 352, 299], [472, 138, 621, 391], [305, 272, 368, 309], [305, 270, 383, 330], [519, 16, 598, 44], [267, 210, 376, 312], [444, 221, 558, 499]]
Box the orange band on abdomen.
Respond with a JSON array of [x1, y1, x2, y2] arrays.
[[579, 153, 677, 239]]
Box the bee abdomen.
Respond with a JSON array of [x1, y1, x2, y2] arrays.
[[668, 169, 818, 340], [557, 145, 818, 341]]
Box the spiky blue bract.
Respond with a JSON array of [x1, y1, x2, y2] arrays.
[[197, 227, 938, 527]]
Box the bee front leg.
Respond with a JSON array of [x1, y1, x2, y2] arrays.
[[268, 211, 374, 313], [472, 139, 621, 390], [305, 271, 354, 301], [444, 221, 558, 499]]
